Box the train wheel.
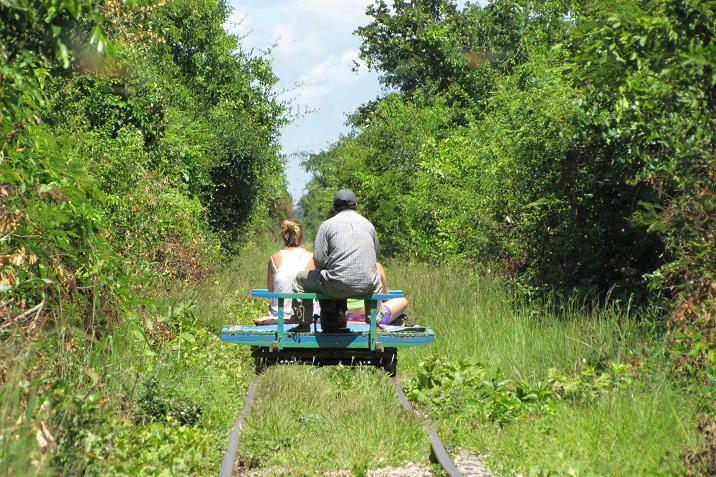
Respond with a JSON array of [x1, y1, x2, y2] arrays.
[[255, 356, 269, 374], [382, 351, 397, 377]]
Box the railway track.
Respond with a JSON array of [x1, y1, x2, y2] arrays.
[[218, 373, 462, 477], [218, 289, 451, 475]]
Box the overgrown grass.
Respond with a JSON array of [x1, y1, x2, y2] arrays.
[[237, 365, 429, 476], [77, 302, 257, 476], [0, 243, 702, 476], [0, 340, 53, 477], [387, 262, 648, 378], [184, 249, 697, 476], [383, 261, 697, 475], [457, 375, 695, 476], [24, 304, 257, 476], [0, 243, 272, 476]]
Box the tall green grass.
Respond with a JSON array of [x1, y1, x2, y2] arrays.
[[382, 260, 696, 475], [462, 375, 695, 475], [387, 262, 647, 379], [188, 247, 695, 475], [0, 340, 53, 477], [0, 309, 253, 476], [237, 365, 428, 475], [1, 242, 697, 476], [78, 298, 258, 476], [0, 243, 272, 477]]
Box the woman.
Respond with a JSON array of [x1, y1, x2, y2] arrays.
[[346, 263, 408, 326], [258, 220, 314, 324]]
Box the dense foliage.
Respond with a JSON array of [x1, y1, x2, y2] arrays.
[[2, 0, 715, 474], [300, 0, 716, 373], [1, 0, 288, 323], [1, 0, 287, 474]]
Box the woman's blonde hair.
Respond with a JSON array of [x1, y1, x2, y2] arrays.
[[280, 220, 303, 247]]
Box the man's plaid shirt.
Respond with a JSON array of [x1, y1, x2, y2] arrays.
[[313, 209, 380, 296]]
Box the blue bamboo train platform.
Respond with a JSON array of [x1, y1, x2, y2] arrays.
[[220, 289, 434, 375]]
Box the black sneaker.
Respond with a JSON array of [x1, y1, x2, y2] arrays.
[[287, 323, 311, 333]]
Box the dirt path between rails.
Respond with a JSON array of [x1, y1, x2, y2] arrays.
[[365, 451, 497, 477], [236, 450, 498, 476]]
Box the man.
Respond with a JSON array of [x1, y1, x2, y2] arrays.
[[291, 189, 382, 332]]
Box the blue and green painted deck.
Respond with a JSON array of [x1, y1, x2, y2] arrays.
[[220, 289, 434, 374], [220, 289, 434, 351]]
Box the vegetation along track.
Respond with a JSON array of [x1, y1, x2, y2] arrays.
[[218, 373, 462, 477]]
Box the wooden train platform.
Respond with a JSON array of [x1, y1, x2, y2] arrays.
[[220, 322, 435, 348], [219, 289, 435, 374]]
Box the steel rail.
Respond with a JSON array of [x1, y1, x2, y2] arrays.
[[392, 376, 462, 477], [218, 375, 260, 477], [219, 372, 461, 477]]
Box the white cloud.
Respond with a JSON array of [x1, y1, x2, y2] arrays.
[[272, 22, 326, 61], [301, 50, 360, 85], [286, 50, 366, 109], [226, 1, 374, 58], [226, 2, 375, 107], [224, 0, 382, 197]]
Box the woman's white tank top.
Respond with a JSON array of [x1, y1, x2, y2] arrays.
[[269, 248, 310, 316]]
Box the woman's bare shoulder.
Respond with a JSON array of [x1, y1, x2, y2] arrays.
[[269, 250, 283, 269]]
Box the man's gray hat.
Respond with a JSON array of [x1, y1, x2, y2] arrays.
[[334, 189, 357, 207]]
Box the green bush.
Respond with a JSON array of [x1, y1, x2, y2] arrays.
[[138, 378, 203, 427]]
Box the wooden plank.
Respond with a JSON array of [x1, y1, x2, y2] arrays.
[[251, 289, 403, 300], [219, 330, 435, 348]]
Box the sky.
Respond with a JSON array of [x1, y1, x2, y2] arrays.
[[223, 0, 385, 201]]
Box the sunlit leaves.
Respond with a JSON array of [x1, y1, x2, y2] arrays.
[[570, 0, 716, 303], [0, 0, 96, 122], [89, 25, 107, 54]]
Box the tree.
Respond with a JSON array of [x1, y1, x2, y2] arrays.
[[306, 0, 666, 298], [569, 0, 716, 368], [148, 0, 289, 242], [0, 0, 112, 127], [356, 0, 461, 95]]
